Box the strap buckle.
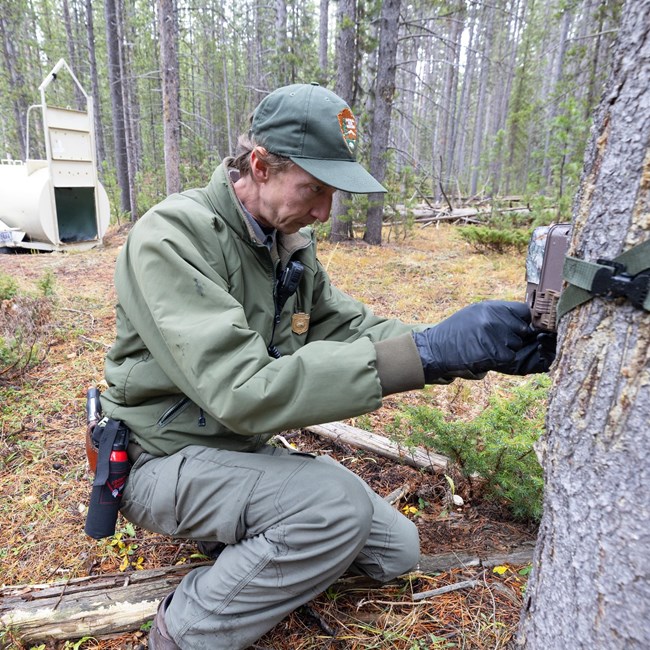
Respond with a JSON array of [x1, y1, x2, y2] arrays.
[[591, 259, 650, 309]]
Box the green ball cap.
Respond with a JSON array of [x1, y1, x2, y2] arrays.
[[251, 83, 387, 194]]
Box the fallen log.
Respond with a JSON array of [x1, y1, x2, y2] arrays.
[[0, 562, 213, 642], [0, 546, 534, 642], [305, 421, 448, 471], [413, 209, 482, 221], [417, 544, 535, 573]]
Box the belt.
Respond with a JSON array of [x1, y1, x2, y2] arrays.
[[127, 441, 146, 464]]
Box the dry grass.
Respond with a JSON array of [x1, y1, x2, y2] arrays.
[[0, 223, 532, 649]]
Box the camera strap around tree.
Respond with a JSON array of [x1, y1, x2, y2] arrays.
[[557, 238, 650, 323]]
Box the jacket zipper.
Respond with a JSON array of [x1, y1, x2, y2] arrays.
[[157, 397, 191, 428], [268, 260, 282, 358]]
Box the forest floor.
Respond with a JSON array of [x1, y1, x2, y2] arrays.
[[0, 222, 539, 649]]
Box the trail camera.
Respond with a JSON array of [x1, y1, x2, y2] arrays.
[[525, 223, 572, 332]]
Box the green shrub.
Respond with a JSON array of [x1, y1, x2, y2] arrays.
[[0, 273, 18, 301], [37, 269, 56, 297], [0, 277, 54, 382], [393, 376, 550, 521], [459, 225, 532, 254]]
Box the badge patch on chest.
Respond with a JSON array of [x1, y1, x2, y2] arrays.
[[291, 312, 310, 335]]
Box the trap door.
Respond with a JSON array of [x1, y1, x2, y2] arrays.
[[45, 106, 100, 243]]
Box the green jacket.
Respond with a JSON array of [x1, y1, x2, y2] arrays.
[[101, 161, 425, 455]]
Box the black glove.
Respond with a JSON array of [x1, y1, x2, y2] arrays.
[[412, 301, 555, 383], [501, 331, 557, 375]]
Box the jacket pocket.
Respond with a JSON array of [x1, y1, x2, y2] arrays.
[[157, 397, 191, 428]]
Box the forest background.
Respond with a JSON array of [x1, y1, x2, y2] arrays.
[[0, 0, 623, 242]]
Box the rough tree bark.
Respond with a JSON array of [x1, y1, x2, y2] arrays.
[[516, 1, 650, 646]]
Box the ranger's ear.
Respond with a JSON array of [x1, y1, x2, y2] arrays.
[[249, 147, 271, 183]]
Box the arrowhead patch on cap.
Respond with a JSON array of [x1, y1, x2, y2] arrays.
[[337, 108, 357, 154]]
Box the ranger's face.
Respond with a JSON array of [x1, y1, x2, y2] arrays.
[[255, 164, 336, 234]]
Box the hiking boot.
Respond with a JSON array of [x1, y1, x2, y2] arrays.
[[149, 591, 180, 649]]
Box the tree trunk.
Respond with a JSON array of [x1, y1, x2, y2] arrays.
[[585, 2, 605, 121], [104, 0, 131, 215], [157, 0, 181, 195], [0, 11, 28, 161], [329, 0, 357, 242], [220, 15, 234, 156], [85, 0, 106, 168], [364, 0, 400, 245], [318, 0, 329, 79], [540, 7, 572, 192], [393, 6, 418, 177], [275, 0, 288, 84], [452, 0, 478, 198], [62, 0, 85, 110], [119, 0, 140, 220], [517, 1, 650, 646], [487, 0, 522, 195], [440, 2, 464, 196], [504, 0, 531, 195], [469, 0, 495, 197]]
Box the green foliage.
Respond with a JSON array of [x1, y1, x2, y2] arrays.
[[323, 193, 369, 239], [37, 269, 56, 297], [545, 94, 591, 209], [99, 521, 145, 572], [61, 637, 96, 650], [458, 202, 540, 253], [459, 225, 531, 254], [384, 165, 420, 242], [134, 169, 167, 217], [0, 275, 55, 383], [487, 201, 535, 230], [525, 194, 563, 227], [100, 164, 128, 225], [394, 376, 550, 521], [324, 163, 420, 242], [0, 273, 18, 300]]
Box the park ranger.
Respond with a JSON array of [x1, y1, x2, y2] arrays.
[[99, 83, 553, 649]]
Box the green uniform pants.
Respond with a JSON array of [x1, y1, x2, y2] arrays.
[[121, 444, 420, 649]]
